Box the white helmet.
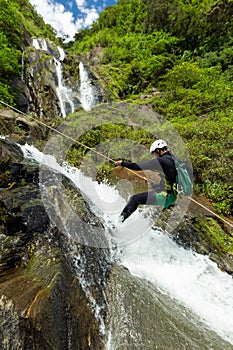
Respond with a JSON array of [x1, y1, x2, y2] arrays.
[[150, 139, 168, 154]]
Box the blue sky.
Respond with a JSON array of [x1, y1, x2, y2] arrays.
[[29, 0, 117, 41]]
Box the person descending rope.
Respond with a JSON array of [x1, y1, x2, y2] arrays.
[[115, 139, 178, 222], [1, 99, 232, 229]]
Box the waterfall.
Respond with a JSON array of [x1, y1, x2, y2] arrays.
[[20, 143, 233, 348], [113, 230, 233, 346], [30, 39, 102, 115], [53, 56, 75, 117], [31, 38, 75, 117], [79, 62, 101, 111], [57, 46, 65, 61], [20, 143, 110, 335], [32, 38, 48, 51]]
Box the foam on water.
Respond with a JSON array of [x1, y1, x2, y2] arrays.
[[20, 143, 233, 345], [115, 228, 233, 344]]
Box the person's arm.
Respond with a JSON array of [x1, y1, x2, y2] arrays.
[[115, 159, 158, 171], [115, 160, 141, 170]]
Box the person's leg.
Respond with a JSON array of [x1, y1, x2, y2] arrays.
[[155, 192, 177, 208], [120, 191, 156, 222]]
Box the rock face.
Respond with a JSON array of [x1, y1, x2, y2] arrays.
[[0, 137, 107, 349], [21, 38, 78, 118], [0, 248, 101, 350], [0, 108, 46, 143], [12, 36, 108, 119]]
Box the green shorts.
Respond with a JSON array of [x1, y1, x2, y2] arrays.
[[155, 192, 177, 209]]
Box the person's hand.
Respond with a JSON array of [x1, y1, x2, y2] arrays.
[[142, 176, 147, 183], [115, 160, 123, 166]]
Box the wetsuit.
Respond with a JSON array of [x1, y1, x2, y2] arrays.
[[120, 151, 177, 221]]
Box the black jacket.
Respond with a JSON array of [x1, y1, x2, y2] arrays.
[[121, 151, 177, 188]]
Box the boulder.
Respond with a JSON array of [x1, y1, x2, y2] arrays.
[[0, 246, 102, 350], [0, 138, 108, 348]]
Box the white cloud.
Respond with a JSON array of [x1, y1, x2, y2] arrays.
[[80, 7, 99, 23], [29, 0, 99, 41], [75, 0, 86, 11]]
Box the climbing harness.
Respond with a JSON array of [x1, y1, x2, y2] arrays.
[[0, 99, 233, 229]]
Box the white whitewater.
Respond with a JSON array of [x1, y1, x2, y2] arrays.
[[20, 143, 233, 346], [32, 38, 48, 51], [31, 38, 74, 117], [116, 230, 233, 345], [79, 62, 100, 111], [53, 55, 74, 117]]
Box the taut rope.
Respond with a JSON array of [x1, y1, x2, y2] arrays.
[[1, 99, 232, 229]]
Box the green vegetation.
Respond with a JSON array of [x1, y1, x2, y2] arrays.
[[0, 0, 58, 104], [153, 62, 233, 215], [67, 0, 233, 217], [195, 217, 233, 254], [66, 118, 153, 163], [0, 0, 232, 217]]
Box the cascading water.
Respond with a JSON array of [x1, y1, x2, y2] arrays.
[[20, 143, 111, 337], [32, 38, 48, 51], [53, 55, 75, 117], [112, 230, 233, 346], [20, 143, 233, 349], [79, 62, 101, 111], [31, 38, 75, 117], [31, 39, 102, 115]]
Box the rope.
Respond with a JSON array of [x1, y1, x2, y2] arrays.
[[1, 99, 233, 229], [187, 197, 233, 229], [0, 100, 113, 161], [0, 100, 148, 181]]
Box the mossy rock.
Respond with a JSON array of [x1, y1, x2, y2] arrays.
[[0, 244, 103, 349]]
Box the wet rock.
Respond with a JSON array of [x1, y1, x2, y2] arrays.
[[23, 45, 62, 118], [22, 204, 49, 233], [10, 162, 39, 184], [0, 139, 23, 165], [0, 139, 24, 187], [0, 245, 103, 350], [0, 109, 46, 143], [0, 138, 107, 349], [12, 77, 31, 114], [105, 265, 233, 350], [20, 38, 84, 118]]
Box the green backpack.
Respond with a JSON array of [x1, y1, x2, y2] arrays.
[[173, 157, 193, 196]]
